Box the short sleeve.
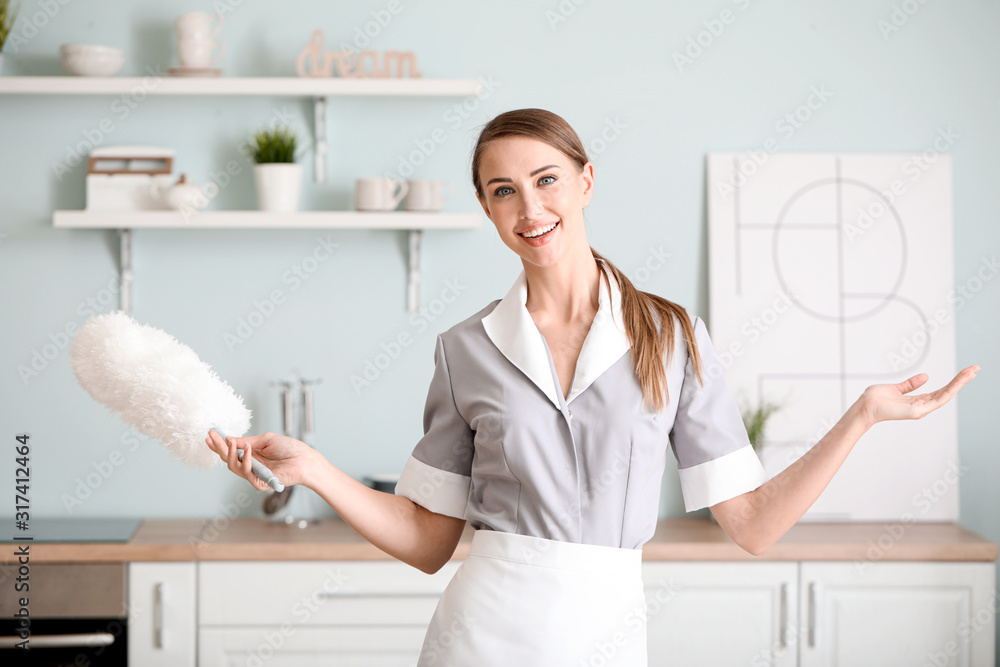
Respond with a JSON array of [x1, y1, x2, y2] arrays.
[[669, 316, 768, 512], [394, 334, 474, 519]]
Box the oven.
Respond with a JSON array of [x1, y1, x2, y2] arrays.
[[0, 562, 128, 666], [1, 518, 141, 666]]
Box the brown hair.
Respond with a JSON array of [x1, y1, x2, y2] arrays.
[[471, 108, 705, 411]]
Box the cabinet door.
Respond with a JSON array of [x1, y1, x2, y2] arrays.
[[643, 562, 798, 667], [128, 562, 197, 667], [799, 561, 996, 667]]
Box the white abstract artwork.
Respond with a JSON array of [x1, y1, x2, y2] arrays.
[[706, 153, 959, 522]]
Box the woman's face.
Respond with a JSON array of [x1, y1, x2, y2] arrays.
[[476, 135, 594, 269]]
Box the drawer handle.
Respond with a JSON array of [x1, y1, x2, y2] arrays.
[[154, 582, 164, 649], [778, 582, 788, 649], [0, 632, 115, 649], [808, 581, 818, 648], [317, 591, 441, 599]]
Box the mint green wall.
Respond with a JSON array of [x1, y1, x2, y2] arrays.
[[2, 0, 998, 641]]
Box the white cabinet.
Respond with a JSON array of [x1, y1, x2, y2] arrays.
[[643, 562, 798, 667], [128, 562, 197, 666], [643, 561, 995, 667], [197, 560, 461, 667], [799, 562, 995, 667]]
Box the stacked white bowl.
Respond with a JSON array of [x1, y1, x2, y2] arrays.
[[60, 44, 126, 76]]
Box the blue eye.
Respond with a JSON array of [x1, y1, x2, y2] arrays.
[[494, 186, 514, 197], [538, 175, 556, 185]]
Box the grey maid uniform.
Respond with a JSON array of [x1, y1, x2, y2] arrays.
[[395, 260, 767, 665]]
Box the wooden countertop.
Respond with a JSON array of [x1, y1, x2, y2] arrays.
[[3, 518, 995, 564]]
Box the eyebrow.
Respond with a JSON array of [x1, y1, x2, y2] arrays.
[[485, 164, 561, 187]]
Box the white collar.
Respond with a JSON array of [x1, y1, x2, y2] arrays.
[[481, 259, 631, 409]]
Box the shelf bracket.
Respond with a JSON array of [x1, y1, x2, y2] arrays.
[[119, 228, 133, 314], [407, 229, 422, 315], [313, 96, 327, 183]]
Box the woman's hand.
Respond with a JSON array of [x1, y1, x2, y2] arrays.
[[856, 365, 980, 428], [205, 430, 316, 492]]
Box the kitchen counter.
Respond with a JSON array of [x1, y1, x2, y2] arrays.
[[3, 518, 996, 564]]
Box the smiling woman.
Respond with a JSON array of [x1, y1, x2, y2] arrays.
[[205, 108, 979, 667]]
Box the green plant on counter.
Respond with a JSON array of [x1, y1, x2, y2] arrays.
[[740, 398, 783, 452], [250, 126, 298, 164], [0, 1, 20, 52]]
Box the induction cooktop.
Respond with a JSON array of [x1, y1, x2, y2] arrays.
[[2, 517, 142, 543]]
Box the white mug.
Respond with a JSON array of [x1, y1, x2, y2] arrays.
[[175, 12, 223, 40], [178, 37, 225, 68], [403, 179, 453, 211], [355, 178, 409, 211]]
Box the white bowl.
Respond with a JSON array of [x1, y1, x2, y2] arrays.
[[60, 44, 125, 76]]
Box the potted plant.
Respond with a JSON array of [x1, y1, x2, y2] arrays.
[[250, 126, 302, 212], [706, 396, 783, 524], [741, 397, 783, 453], [0, 1, 20, 75]]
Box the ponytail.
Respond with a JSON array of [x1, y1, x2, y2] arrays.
[[591, 248, 705, 412]]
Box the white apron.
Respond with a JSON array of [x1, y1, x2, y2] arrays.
[[415, 529, 647, 666]]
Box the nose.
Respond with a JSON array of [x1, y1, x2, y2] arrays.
[[518, 190, 544, 220]]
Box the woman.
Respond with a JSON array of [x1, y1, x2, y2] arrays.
[[205, 108, 979, 665]]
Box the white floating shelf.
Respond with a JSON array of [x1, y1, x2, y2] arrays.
[[53, 210, 484, 315], [53, 210, 483, 230], [0, 76, 482, 97]]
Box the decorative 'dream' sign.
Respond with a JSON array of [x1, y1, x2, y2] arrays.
[[296, 30, 422, 78]]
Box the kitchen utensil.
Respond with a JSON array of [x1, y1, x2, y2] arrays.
[[354, 177, 408, 211], [69, 311, 283, 491], [175, 11, 223, 40], [60, 44, 125, 76], [177, 37, 225, 68], [159, 173, 209, 211], [403, 179, 453, 211]]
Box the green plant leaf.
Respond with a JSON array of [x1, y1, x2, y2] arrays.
[[250, 126, 299, 164]]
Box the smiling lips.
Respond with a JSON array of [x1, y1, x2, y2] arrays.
[[517, 221, 559, 244]]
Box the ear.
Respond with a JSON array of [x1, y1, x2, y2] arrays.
[[476, 191, 492, 220], [580, 162, 595, 208]]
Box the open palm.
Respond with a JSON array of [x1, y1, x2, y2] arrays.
[[859, 365, 980, 427]]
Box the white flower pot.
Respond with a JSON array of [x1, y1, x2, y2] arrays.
[[254, 163, 302, 212]]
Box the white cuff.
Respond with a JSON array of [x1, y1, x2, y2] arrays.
[[394, 455, 471, 520], [677, 446, 768, 512]]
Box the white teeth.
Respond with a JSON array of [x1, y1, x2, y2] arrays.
[[522, 222, 557, 238]]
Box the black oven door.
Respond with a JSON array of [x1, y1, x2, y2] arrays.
[[0, 617, 128, 666]]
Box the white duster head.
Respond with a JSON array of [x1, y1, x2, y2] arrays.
[[69, 311, 251, 469]]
